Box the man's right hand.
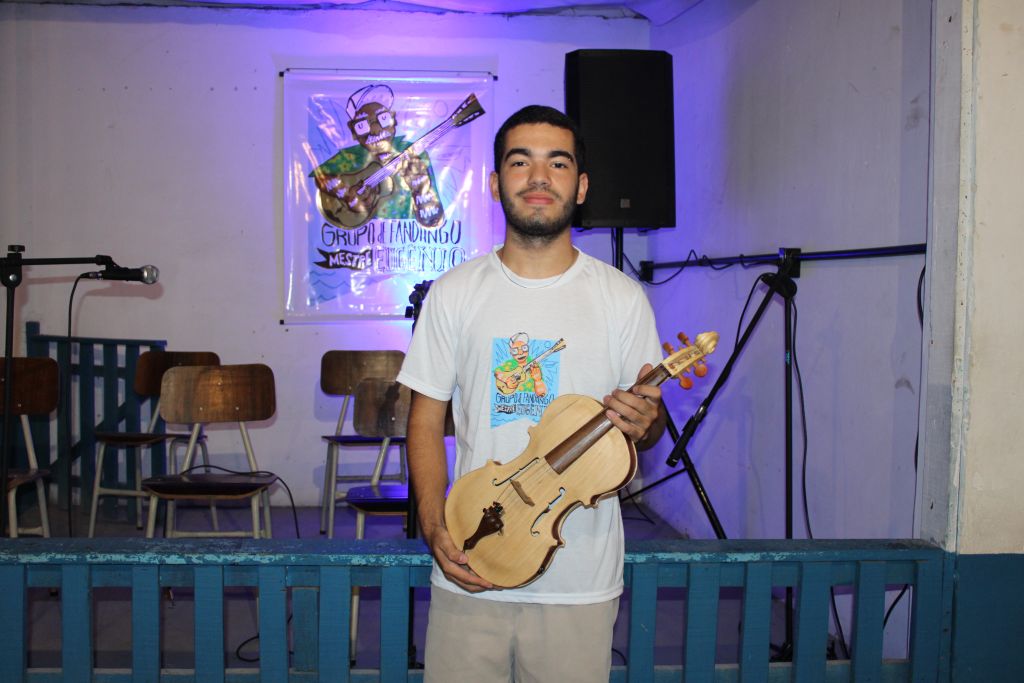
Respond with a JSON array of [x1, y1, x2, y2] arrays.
[[422, 522, 495, 593]]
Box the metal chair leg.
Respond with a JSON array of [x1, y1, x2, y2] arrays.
[[6, 490, 17, 538], [87, 444, 107, 538], [134, 449, 144, 529], [145, 494, 159, 538], [198, 441, 219, 531], [251, 496, 261, 539], [34, 478, 51, 538], [261, 490, 272, 539], [322, 443, 338, 535]]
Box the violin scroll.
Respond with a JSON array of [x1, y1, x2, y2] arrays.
[[662, 331, 718, 390]]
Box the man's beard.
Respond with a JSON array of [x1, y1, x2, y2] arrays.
[[498, 180, 578, 242]]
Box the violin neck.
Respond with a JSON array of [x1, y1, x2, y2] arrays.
[[545, 362, 671, 474]]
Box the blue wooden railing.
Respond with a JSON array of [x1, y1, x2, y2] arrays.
[[25, 321, 167, 516], [0, 537, 949, 682]]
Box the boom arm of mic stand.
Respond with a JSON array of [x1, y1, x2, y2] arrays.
[[1, 247, 128, 537]]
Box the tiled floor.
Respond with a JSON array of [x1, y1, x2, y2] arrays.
[[21, 496, 705, 671]]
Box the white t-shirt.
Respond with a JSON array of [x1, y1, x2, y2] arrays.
[[397, 245, 662, 604]]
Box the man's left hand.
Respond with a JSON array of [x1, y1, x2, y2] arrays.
[[603, 363, 664, 447]]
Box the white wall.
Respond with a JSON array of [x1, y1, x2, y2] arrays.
[[642, 0, 931, 542], [955, 0, 1024, 555], [0, 3, 649, 504]]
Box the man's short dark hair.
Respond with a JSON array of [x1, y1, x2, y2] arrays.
[[493, 105, 586, 174]]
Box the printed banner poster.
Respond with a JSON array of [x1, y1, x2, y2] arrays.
[[283, 69, 494, 320]]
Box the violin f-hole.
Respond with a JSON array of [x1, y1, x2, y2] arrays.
[[530, 487, 566, 537]]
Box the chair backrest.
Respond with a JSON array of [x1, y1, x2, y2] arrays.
[[353, 378, 455, 438], [320, 351, 405, 396], [134, 350, 221, 397], [160, 364, 275, 425], [0, 357, 58, 416], [353, 378, 411, 439]]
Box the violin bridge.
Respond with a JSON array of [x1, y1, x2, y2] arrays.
[[510, 480, 535, 506]]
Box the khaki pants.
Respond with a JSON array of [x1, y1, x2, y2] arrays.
[[424, 587, 619, 683]]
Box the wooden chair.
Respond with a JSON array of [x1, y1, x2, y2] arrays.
[[88, 350, 220, 537], [319, 350, 406, 539], [141, 364, 278, 539], [345, 377, 454, 662], [1, 357, 56, 538]]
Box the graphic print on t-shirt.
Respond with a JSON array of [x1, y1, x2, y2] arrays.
[[491, 333, 565, 427]]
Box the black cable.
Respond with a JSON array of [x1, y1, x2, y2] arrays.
[[235, 611, 294, 663], [64, 276, 85, 537], [641, 249, 738, 287], [882, 584, 910, 629], [878, 264, 927, 630], [916, 265, 926, 326], [735, 275, 764, 348], [176, 464, 301, 539], [792, 300, 850, 659]]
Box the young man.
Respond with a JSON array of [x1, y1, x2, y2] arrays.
[[397, 105, 665, 682]]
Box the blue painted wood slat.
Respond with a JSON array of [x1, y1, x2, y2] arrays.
[[56, 342, 72, 505], [739, 562, 772, 683], [684, 562, 721, 683], [627, 562, 658, 683], [79, 343, 98, 510], [380, 565, 411, 683], [318, 565, 352, 682], [98, 344, 118, 516], [791, 562, 830, 683], [131, 565, 160, 682], [909, 554, 942, 682], [62, 564, 93, 681], [195, 565, 226, 683], [852, 560, 886, 682], [123, 349, 141, 524], [258, 566, 289, 682], [0, 564, 26, 681], [292, 586, 320, 672]]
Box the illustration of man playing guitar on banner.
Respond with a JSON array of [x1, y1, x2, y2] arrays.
[[312, 83, 473, 230]]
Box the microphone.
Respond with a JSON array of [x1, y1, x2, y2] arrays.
[[82, 265, 159, 284]]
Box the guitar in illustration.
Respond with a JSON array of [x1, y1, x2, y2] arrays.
[[315, 93, 485, 229], [494, 338, 566, 396]]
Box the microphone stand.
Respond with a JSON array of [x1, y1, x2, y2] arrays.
[[659, 249, 800, 654], [1, 245, 116, 537]]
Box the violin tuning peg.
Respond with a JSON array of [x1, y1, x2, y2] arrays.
[[694, 362, 708, 378], [677, 332, 691, 346], [678, 375, 694, 390], [662, 341, 675, 355]]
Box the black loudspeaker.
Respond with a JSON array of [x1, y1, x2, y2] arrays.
[[565, 49, 676, 228]]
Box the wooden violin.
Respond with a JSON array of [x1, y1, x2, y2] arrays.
[[444, 331, 719, 589]]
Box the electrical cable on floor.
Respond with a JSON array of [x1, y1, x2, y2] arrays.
[[175, 464, 302, 539], [235, 612, 295, 663]]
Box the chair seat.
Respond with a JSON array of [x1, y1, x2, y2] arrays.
[[345, 484, 409, 514], [6, 468, 48, 492], [95, 431, 195, 447], [322, 434, 407, 445], [142, 473, 278, 498]]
